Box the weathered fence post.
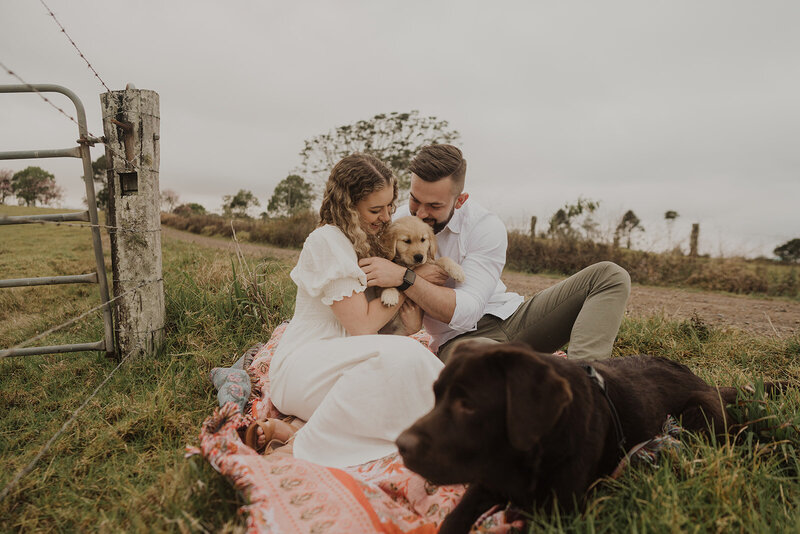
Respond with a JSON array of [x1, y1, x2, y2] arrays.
[[690, 223, 700, 257], [529, 216, 537, 240], [101, 85, 164, 358]]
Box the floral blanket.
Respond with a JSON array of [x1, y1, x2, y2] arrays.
[[189, 324, 681, 533], [188, 323, 523, 533]]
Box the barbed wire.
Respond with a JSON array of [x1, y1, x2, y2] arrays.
[[0, 60, 82, 128], [0, 278, 161, 360], [1, 60, 150, 191], [0, 218, 163, 234], [38, 0, 111, 93]]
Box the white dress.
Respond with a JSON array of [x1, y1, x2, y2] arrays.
[[268, 224, 445, 468]]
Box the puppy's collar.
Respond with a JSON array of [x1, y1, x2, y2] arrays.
[[581, 364, 626, 454]]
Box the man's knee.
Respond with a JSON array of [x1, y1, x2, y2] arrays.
[[593, 261, 631, 294]]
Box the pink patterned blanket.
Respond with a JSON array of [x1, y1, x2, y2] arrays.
[[188, 324, 523, 533]]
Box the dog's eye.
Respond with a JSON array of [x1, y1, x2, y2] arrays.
[[421, 237, 426, 242], [404, 239, 411, 244], [453, 397, 476, 414]]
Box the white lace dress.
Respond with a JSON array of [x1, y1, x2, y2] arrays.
[[268, 224, 444, 468]]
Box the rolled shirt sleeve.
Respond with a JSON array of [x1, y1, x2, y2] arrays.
[[447, 214, 508, 332]]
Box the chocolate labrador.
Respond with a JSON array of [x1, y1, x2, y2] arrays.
[[396, 341, 784, 534]]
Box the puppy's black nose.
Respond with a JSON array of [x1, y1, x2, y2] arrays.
[[413, 254, 424, 264], [396, 431, 420, 457]]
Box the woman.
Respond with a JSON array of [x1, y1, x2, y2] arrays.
[[266, 153, 444, 468]]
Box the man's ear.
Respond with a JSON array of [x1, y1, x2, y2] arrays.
[[455, 192, 469, 209], [502, 346, 573, 451]]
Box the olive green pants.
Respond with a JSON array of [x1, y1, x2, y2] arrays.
[[437, 261, 631, 363]]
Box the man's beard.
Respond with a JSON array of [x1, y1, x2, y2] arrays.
[[417, 204, 455, 234]]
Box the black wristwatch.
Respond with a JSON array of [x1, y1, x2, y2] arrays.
[[397, 268, 416, 291]]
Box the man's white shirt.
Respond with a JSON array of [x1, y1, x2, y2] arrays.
[[394, 201, 524, 352]]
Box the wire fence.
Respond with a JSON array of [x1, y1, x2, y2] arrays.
[[1, 5, 165, 504]]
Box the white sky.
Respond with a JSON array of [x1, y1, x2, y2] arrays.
[[1, 0, 798, 258]]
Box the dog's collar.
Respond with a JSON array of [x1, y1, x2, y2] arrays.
[[581, 364, 626, 453]]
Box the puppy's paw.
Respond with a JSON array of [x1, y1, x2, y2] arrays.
[[381, 287, 400, 306], [437, 257, 465, 283]]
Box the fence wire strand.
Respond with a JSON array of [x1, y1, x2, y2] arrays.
[[38, 0, 112, 93], [0, 349, 134, 503], [0, 278, 161, 360]]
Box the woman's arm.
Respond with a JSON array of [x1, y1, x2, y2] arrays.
[[330, 289, 406, 335]]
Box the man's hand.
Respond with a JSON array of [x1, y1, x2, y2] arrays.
[[414, 263, 449, 286], [398, 299, 423, 335], [359, 257, 406, 288]]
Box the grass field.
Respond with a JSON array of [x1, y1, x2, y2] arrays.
[[2, 205, 800, 532]]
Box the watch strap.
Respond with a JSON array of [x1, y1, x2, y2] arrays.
[[397, 268, 416, 291]]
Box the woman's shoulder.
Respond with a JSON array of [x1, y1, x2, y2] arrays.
[[303, 224, 354, 254]]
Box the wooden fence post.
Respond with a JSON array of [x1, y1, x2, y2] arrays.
[[690, 223, 700, 257], [100, 85, 164, 358], [529, 216, 537, 240]]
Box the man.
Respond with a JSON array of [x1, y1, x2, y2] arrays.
[[359, 145, 630, 363]]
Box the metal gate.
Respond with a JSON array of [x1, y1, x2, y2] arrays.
[[0, 84, 114, 358]]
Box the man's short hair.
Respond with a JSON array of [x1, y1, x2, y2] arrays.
[[409, 144, 467, 193]]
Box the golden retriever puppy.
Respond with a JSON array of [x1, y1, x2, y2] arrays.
[[380, 216, 465, 307]]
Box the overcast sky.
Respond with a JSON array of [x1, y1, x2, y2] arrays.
[[1, 0, 798, 258]]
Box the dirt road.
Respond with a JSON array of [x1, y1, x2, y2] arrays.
[[163, 226, 800, 338]]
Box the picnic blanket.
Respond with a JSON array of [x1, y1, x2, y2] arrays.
[[189, 323, 683, 533], [188, 323, 523, 533]]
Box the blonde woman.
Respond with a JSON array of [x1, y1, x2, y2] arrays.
[[266, 153, 444, 468]]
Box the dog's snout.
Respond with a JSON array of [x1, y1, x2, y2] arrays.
[[413, 253, 424, 264], [396, 430, 422, 457]]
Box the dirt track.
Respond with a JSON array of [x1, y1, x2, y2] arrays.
[[163, 226, 800, 338]]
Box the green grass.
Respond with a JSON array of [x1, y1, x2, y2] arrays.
[[2, 206, 799, 532]]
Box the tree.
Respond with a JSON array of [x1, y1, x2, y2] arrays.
[[174, 203, 207, 217], [615, 210, 645, 249], [664, 210, 679, 246], [161, 189, 180, 212], [11, 166, 63, 207], [299, 110, 460, 194], [547, 197, 600, 241], [267, 174, 315, 217], [774, 238, 800, 263], [222, 189, 260, 218], [89, 155, 109, 210], [0, 168, 12, 204]]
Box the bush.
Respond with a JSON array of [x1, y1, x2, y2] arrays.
[[507, 231, 799, 298], [161, 210, 317, 249]]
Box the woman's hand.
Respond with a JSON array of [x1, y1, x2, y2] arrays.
[[398, 299, 424, 335]]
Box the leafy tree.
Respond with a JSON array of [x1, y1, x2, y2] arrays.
[[11, 166, 63, 207], [267, 174, 315, 217], [173, 203, 207, 217], [774, 238, 800, 263], [222, 189, 260, 218], [0, 169, 12, 204], [547, 197, 600, 241], [615, 210, 645, 249], [90, 155, 109, 210], [161, 189, 180, 212], [299, 110, 460, 194], [664, 210, 679, 246]]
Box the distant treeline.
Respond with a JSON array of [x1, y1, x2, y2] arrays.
[[161, 212, 799, 299]]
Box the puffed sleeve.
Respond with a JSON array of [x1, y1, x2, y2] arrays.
[[290, 225, 367, 305]]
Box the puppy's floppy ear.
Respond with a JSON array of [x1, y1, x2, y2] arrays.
[[381, 225, 398, 260], [502, 346, 573, 451], [427, 226, 438, 262]]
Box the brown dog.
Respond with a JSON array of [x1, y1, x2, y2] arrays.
[[380, 216, 464, 307], [396, 341, 785, 534]]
